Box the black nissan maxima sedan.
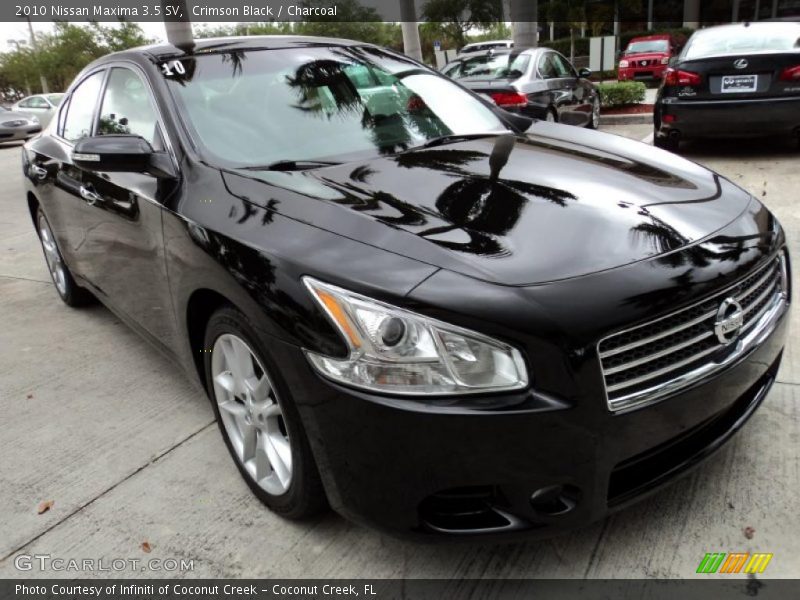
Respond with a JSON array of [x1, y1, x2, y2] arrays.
[[23, 36, 790, 539], [654, 21, 800, 152]]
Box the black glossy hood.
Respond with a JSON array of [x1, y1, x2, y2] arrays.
[[222, 122, 753, 285]]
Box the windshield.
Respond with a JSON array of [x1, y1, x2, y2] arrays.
[[448, 53, 530, 81], [683, 24, 800, 59], [626, 40, 669, 54], [164, 46, 507, 168]]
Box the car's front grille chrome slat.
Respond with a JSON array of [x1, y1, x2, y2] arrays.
[[599, 309, 717, 359], [598, 256, 788, 413], [602, 330, 715, 376], [605, 345, 720, 392]]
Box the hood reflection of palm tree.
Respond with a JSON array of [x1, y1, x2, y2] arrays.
[[418, 174, 576, 257]]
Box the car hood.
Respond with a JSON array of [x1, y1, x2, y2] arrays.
[[2, 110, 37, 122], [222, 122, 753, 285]]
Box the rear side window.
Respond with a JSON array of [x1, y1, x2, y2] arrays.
[[97, 68, 161, 147], [62, 72, 104, 142]]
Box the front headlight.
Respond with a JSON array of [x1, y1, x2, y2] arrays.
[[303, 277, 529, 395], [619, 60, 629, 68]]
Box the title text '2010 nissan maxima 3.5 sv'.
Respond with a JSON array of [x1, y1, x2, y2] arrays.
[[23, 36, 791, 540]]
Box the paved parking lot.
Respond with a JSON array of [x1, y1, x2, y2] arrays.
[[1, 127, 798, 580]]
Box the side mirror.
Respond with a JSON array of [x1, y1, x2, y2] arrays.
[[72, 135, 175, 178], [578, 68, 592, 78]]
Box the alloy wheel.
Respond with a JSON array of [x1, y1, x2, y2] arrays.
[[211, 333, 293, 496], [38, 213, 67, 296]]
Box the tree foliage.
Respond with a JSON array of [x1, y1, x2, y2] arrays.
[[421, 0, 503, 47], [0, 21, 152, 100]]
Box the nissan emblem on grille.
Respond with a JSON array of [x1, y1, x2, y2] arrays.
[[714, 298, 744, 344]]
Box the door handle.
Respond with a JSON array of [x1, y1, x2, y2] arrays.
[[30, 165, 48, 180], [79, 185, 102, 206]]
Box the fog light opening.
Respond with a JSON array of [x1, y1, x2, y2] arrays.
[[529, 484, 580, 517]]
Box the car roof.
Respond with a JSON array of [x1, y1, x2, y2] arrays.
[[463, 40, 512, 47], [627, 34, 672, 42], [104, 35, 367, 62], [452, 47, 540, 61]]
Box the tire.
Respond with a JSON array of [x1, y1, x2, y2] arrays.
[[36, 208, 94, 307], [587, 96, 600, 130], [653, 128, 680, 153], [203, 306, 327, 519]]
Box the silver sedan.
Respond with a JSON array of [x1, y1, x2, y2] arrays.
[[0, 107, 41, 143], [10, 93, 64, 127]]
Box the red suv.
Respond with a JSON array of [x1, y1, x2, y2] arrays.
[[618, 34, 675, 81]]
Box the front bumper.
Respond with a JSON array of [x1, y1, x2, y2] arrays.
[[618, 64, 667, 81], [657, 95, 800, 140], [275, 304, 788, 541]]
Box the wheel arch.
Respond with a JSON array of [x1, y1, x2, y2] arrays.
[[185, 288, 238, 391], [27, 191, 40, 226]]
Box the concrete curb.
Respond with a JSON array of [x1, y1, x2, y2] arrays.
[[600, 112, 654, 126]]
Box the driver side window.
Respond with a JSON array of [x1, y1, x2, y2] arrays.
[[552, 53, 577, 78]]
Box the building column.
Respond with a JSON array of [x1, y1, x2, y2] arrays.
[[400, 0, 422, 62], [510, 0, 538, 49], [683, 0, 700, 28]]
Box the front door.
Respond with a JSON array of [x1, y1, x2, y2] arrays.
[[71, 66, 180, 350]]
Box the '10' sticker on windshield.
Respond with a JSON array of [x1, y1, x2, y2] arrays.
[[161, 60, 186, 77]]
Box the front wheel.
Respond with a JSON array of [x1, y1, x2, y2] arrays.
[[653, 129, 680, 153], [587, 96, 600, 129], [204, 306, 327, 519]]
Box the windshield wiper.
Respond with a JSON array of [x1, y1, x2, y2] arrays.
[[237, 160, 341, 172], [416, 132, 506, 150]]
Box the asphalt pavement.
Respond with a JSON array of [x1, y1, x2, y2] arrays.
[[0, 128, 798, 580]]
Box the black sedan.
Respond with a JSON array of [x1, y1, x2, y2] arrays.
[[655, 21, 800, 152], [442, 48, 600, 128], [23, 36, 790, 540]]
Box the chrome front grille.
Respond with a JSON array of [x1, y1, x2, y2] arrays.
[[599, 255, 788, 413]]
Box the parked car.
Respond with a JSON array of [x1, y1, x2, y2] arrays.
[[654, 22, 800, 152], [458, 40, 513, 57], [0, 106, 40, 142], [23, 36, 790, 540], [11, 93, 65, 128], [618, 34, 677, 82], [443, 48, 600, 128]]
